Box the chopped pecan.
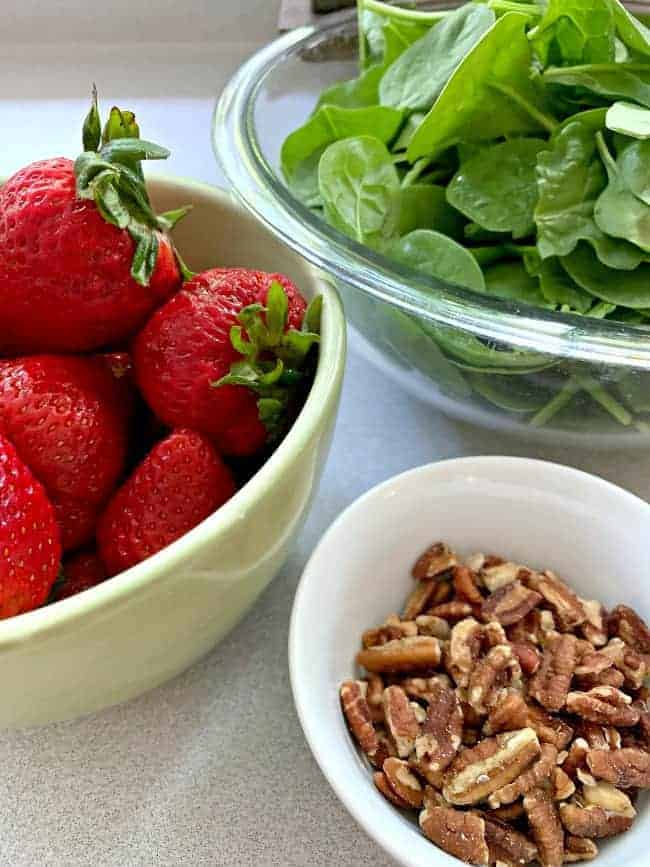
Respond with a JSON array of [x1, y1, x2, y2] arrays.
[[511, 642, 541, 676], [481, 580, 542, 627], [580, 600, 607, 648], [362, 618, 416, 649], [574, 649, 614, 677], [466, 552, 486, 572], [419, 806, 489, 865], [357, 636, 441, 673], [373, 770, 410, 809], [479, 813, 538, 866], [462, 727, 480, 746], [481, 559, 526, 593], [561, 739, 590, 780], [365, 673, 384, 708], [428, 601, 475, 621], [448, 618, 484, 688], [565, 687, 640, 727], [415, 614, 450, 640], [415, 680, 463, 773], [383, 686, 420, 758], [368, 728, 396, 769], [443, 728, 541, 806], [453, 565, 484, 605], [422, 784, 447, 810], [563, 836, 598, 862], [468, 645, 522, 715], [508, 609, 556, 646], [523, 788, 565, 867], [410, 756, 445, 789], [382, 757, 424, 808], [484, 692, 529, 735], [525, 571, 586, 631], [608, 604, 650, 654], [601, 637, 646, 690], [403, 579, 440, 620], [526, 702, 574, 750], [575, 722, 621, 751], [574, 668, 625, 691], [529, 633, 578, 712], [490, 801, 526, 823], [559, 802, 633, 838], [400, 674, 451, 700], [586, 747, 650, 788], [488, 743, 557, 808], [552, 767, 576, 801], [412, 542, 457, 580], [340, 681, 378, 759], [581, 780, 636, 817]]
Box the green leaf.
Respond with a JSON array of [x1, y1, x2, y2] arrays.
[[316, 66, 383, 110], [303, 295, 323, 335], [100, 138, 170, 163], [392, 112, 426, 151], [318, 135, 401, 248], [379, 4, 495, 113], [467, 371, 552, 412], [358, 0, 440, 70], [544, 63, 650, 108], [468, 245, 512, 266], [594, 134, 650, 252], [129, 224, 160, 287], [617, 138, 650, 203], [447, 138, 546, 239], [424, 322, 554, 371], [389, 228, 486, 290], [94, 175, 130, 229], [529, 0, 616, 67], [102, 106, 141, 144], [526, 251, 594, 312], [82, 85, 101, 152], [617, 370, 650, 412], [482, 260, 548, 306], [397, 184, 465, 239], [610, 0, 650, 59], [562, 242, 650, 308], [157, 205, 192, 232], [606, 102, 650, 139], [408, 13, 554, 161], [266, 281, 289, 339]]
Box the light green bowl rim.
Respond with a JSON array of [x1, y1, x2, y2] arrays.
[[0, 175, 346, 650]]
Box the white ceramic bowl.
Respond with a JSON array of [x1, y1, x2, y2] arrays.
[[290, 457, 650, 867]]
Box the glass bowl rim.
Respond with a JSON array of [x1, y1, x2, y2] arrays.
[[213, 4, 650, 369]]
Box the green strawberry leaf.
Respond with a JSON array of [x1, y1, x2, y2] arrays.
[[82, 84, 102, 152]]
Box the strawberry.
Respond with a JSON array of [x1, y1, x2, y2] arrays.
[[54, 549, 107, 601], [0, 355, 131, 550], [97, 428, 236, 575], [0, 434, 61, 617], [0, 92, 186, 353], [133, 269, 320, 456]]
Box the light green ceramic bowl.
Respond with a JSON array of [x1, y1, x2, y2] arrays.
[[0, 176, 346, 728]]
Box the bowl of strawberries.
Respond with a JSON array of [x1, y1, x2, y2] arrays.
[[0, 93, 345, 727]]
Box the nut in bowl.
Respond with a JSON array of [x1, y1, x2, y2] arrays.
[[289, 457, 650, 866], [0, 95, 346, 727]]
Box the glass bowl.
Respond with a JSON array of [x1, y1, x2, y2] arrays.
[[214, 1, 650, 448]]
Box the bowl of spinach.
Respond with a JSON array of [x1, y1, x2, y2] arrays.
[[215, 0, 650, 445]]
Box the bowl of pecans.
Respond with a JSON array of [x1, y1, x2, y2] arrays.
[[289, 457, 650, 867]]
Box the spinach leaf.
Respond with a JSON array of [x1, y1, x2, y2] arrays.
[[529, 0, 615, 67], [424, 322, 554, 372], [606, 101, 650, 139], [285, 148, 325, 208], [398, 185, 466, 239], [525, 250, 593, 312], [392, 112, 426, 151], [562, 241, 650, 307], [467, 371, 553, 412], [618, 371, 650, 413], [389, 229, 485, 290], [483, 260, 548, 306], [281, 104, 403, 180], [408, 13, 556, 161], [447, 138, 546, 239], [618, 138, 650, 202], [358, 1, 440, 70], [318, 136, 401, 248], [469, 245, 513, 266], [610, 0, 650, 59], [534, 120, 647, 268], [594, 134, 650, 252], [316, 66, 384, 110], [558, 107, 608, 132], [379, 4, 495, 113], [544, 63, 650, 108]]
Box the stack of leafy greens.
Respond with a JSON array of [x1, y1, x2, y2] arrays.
[[280, 0, 650, 433]]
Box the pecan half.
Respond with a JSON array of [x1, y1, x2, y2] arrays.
[[340, 681, 378, 759], [415, 680, 463, 773], [552, 767, 576, 801], [484, 692, 529, 735], [576, 722, 621, 751], [523, 787, 565, 867], [383, 686, 420, 757], [453, 565, 484, 605], [580, 600, 607, 648], [373, 770, 410, 809], [468, 645, 522, 715], [526, 702, 574, 750], [481, 580, 542, 627], [586, 747, 650, 788], [601, 637, 646, 690], [412, 542, 457, 580], [574, 649, 614, 678], [402, 579, 440, 620], [382, 757, 424, 808], [357, 636, 441, 673], [481, 560, 526, 593], [443, 728, 541, 806], [608, 604, 650, 654], [559, 803, 633, 838], [511, 642, 541, 676], [448, 618, 484, 688], [428, 601, 475, 621], [581, 780, 636, 817], [563, 836, 598, 862], [479, 813, 538, 866], [529, 633, 578, 712], [566, 687, 640, 727], [488, 743, 557, 808], [419, 806, 489, 865], [525, 571, 586, 631], [490, 801, 526, 823], [574, 668, 625, 691]]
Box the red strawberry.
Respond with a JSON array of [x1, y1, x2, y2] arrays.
[[0, 94, 185, 354], [97, 428, 236, 575], [133, 269, 319, 456], [54, 549, 107, 601], [0, 434, 61, 617], [0, 355, 131, 550]]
